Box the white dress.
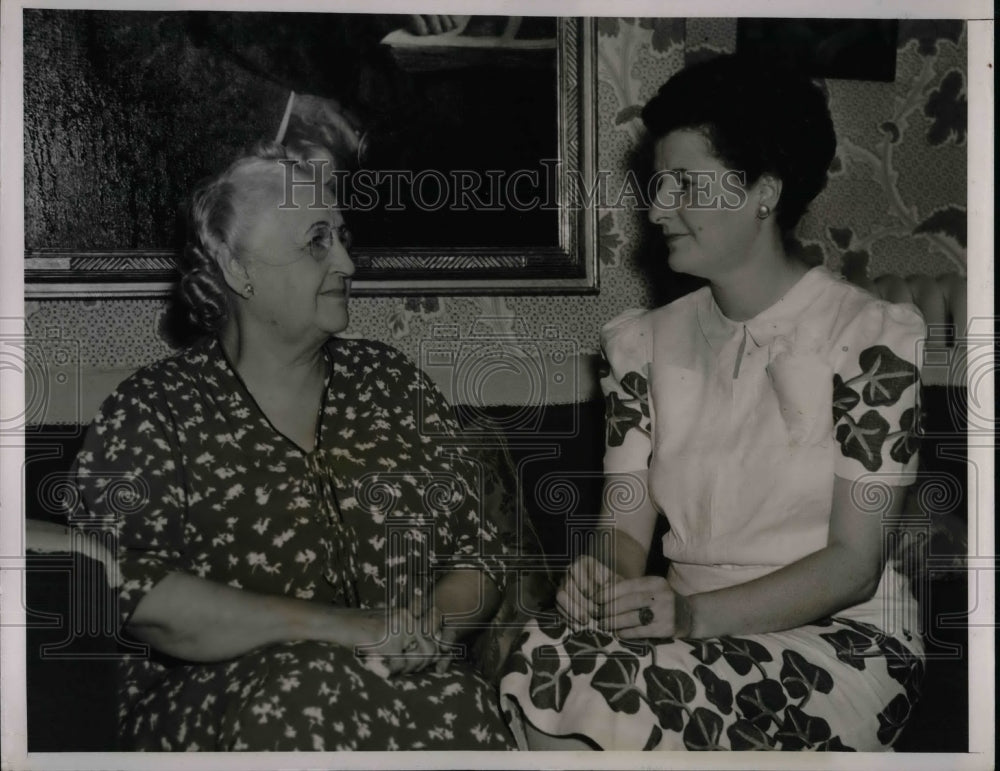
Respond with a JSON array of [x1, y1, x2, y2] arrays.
[[500, 267, 927, 751]]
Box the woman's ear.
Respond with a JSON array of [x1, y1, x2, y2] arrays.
[[757, 173, 783, 211], [217, 243, 250, 296]]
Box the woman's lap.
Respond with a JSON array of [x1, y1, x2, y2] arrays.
[[123, 639, 514, 751], [499, 616, 924, 751]]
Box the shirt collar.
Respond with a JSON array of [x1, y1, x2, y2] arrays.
[[697, 266, 835, 351]]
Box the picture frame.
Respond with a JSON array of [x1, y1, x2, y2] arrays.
[[22, 13, 597, 298]]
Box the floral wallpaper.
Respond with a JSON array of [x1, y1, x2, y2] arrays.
[[26, 18, 967, 415]]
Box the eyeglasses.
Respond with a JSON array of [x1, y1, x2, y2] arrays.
[[304, 224, 353, 263]]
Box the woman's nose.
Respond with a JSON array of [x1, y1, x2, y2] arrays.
[[648, 202, 669, 225], [649, 196, 677, 226], [331, 241, 356, 277], [648, 179, 678, 225]]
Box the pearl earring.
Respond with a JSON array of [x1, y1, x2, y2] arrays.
[[243, 283, 255, 298], [757, 203, 772, 219]]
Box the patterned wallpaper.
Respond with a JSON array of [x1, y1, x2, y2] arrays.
[[25, 18, 967, 415]]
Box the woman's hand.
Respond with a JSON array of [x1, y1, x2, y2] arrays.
[[593, 575, 692, 640], [349, 607, 442, 676], [404, 15, 461, 35], [555, 554, 622, 632], [412, 602, 461, 674]]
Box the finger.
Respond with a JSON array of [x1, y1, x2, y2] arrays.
[[556, 582, 593, 625], [554, 589, 575, 623], [554, 595, 581, 631], [566, 560, 603, 602], [564, 570, 592, 606], [567, 553, 596, 578], [407, 15, 429, 35], [385, 655, 408, 676], [588, 558, 619, 589], [594, 576, 668, 604], [397, 646, 421, 675], [426, 15, 444, 35], [433, 641, 456, 674], [555, 590, 589, 632], [597, 607, 649, 632], [444, 15, 459, 31], [402, 634, 437, 674], [617, 623, 675, 640], [595, 590, 653, 620]]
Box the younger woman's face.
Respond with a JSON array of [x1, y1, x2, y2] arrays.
[[648, 129, 764, 282]]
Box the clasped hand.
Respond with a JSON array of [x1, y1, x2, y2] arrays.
[[556, 555, 690, 639], [353, 604, 457, 676]]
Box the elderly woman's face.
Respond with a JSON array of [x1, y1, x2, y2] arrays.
[[235, 168, 355, 341], [648, 129, 763, 282]]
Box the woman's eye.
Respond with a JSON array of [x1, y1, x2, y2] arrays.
[[306, 230, 334, 260], [303, 225, 351, 262]]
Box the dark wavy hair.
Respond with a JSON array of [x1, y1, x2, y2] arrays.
[[641, 54, 836, 234], [179, 139, 329, 332]]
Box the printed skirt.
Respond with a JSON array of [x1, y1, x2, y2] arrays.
[[121, 639, 515, 751], [499, 616, 924, 751]]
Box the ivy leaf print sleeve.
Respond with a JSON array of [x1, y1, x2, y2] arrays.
[[71, 365, 188, 629], [831, 302, 925, 485], [599, 309, 653, 474]]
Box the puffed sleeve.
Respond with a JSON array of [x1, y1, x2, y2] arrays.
[[407, 356, 510, 595], [831, 301, 926, 486], [599, 308, 653, 474], [70, 369, 188, 629]]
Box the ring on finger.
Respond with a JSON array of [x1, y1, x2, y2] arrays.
[[638, 606, 655, 626]]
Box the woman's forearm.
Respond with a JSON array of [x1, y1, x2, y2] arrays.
[[594, 525, 649, 580], [430, 569, 501, 640], [126, 571, 363, 662], [593, 471, 660, 580], [686, 543, 881, 639]]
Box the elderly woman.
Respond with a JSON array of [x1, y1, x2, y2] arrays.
[[500, 54, 926, 751], [70, 141, 515, 751]]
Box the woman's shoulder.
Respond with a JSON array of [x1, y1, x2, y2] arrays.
[[326, 336, 434, 397], [600, 290, 707, 348], [82, 337, 219, 433], [107, 337, 217, 398], [600, 307, 649, 345], [600, 290, 710, 374], [820, 275, 926, 349]]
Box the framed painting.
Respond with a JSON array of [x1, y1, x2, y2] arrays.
[[22, 12, 597, 297]]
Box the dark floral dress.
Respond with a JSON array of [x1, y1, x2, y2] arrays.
[[500, 267, 927, 750], [71, 336, 515, 751]]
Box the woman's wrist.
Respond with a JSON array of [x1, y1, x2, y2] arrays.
[[286, 600, 368, 649], [675, 592, 696, 639]]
